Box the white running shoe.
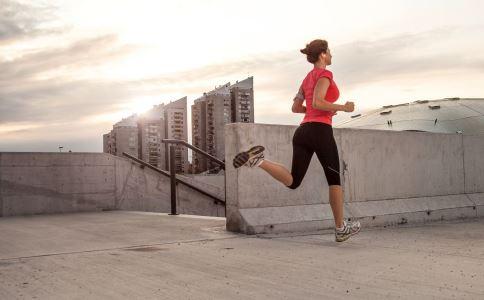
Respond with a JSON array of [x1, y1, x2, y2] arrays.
[[233, 145, 265, 168], [335, 220, 361, 242]]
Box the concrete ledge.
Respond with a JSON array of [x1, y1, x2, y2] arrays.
[[468, 192, 484, 217], [1, 152, 224, 217], [238, 204, 339, 234], [348, 194, 478, 229], [225, 123, 484, 234], [229, 194, 480, 234], [0, 153, 116, 216], [346, 194, 475, 217]]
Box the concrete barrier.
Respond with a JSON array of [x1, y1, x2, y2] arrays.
[[225, 123, 484, 234], [0, 152, 224, 217]]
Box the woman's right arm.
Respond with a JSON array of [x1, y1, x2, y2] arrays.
[[313, 77, 354, 112]]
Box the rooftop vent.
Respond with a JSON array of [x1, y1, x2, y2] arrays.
[[380, 110, 392, 115], [429, 105, 441, 110]]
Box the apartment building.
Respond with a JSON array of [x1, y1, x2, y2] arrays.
[[230, 77, 254, 123], [163, 97, 189, 173], [191, 77, 254, 174], [191, 97, 207, 173], [103, 98, 188, 173], [137, 103, 165, 169], [103, 114, 138, 157]]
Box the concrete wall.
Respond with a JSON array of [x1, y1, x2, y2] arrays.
[[0, 152, 224, 217], [225, 123, 484, 234], [179, 174, 225, 200], [184, 174, 224, 189]]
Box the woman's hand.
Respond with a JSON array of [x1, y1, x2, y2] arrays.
[[292, 98, 306, 113], [293, 105, 306, 113], [342, 101, 355, 112]]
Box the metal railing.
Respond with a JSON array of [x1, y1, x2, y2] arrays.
[[122, 150, 225, 216], [161, 139, 226, 216], [162, 139, 225, 169]]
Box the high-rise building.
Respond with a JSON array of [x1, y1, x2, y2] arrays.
[[103, 115, 138, 157], [205, 83, 231, 172], [164, 97, 189, 173], [230, 77, 254, 123], [191, 77, 254, 174], [191, 97, 207, 173], [137, 104, 165, 168], [103, 97, 188, 173], [103, 132, 113, 154]]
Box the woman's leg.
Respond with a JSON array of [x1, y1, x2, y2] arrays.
[[258, 126, 314, 189], [259, 160, 293, 186], [314, 127, 344, 228], [316, 158, 344, 228], [260, 143, 314, 189], [329, 185, 344, 228], [260, 156, 344, 230]]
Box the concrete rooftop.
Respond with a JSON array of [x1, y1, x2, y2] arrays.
[[1, 211, 484, 299]]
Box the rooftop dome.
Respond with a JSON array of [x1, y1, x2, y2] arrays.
[[335, 98, 484, 135]]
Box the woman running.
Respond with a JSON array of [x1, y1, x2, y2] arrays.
[[232, 39, 361, 242]]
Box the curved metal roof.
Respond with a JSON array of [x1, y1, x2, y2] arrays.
[[334, 98, 484, 135]]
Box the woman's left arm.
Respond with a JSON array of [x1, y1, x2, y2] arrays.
[[291, 86, 306, 113], [292, 98, 306, 113]]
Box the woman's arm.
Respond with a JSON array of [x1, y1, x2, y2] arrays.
[[313, 77, 350, 112], [292, 98, 306, 113], [291, 85, 306, 113]]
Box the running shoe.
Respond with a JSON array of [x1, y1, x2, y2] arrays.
[[335, 220, 361, 242], [233, 145, 265, 168]]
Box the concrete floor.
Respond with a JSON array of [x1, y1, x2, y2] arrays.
[[1, 211, 484, 299]]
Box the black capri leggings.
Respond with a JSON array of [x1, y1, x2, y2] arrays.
[[287, 122, 341, 189]]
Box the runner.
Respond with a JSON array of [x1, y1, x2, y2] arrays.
[[233, 39, 361, 242]]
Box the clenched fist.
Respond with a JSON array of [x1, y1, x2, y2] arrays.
[[343, 101, 355, 113]]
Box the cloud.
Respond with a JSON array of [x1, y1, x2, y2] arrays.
[[3, 27, 483, 127], [331, 27, 484, 87], [0, 0, 58, 44], [0, 34, 136, 83], [1, 15, 484, 152], [0, 34, 141, 125], [142, 26, 484, 101]]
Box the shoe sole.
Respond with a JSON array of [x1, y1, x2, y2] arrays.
[[233, 145, 265, 169]]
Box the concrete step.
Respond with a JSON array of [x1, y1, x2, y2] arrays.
[[229, 193, 484, 234]]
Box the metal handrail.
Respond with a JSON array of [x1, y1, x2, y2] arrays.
[[121, 152, 225, 206], [161, 139, 226, 216], [161, 139, 225, 169]]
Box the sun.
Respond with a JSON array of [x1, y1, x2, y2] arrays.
[[128, 96, 160, 115]]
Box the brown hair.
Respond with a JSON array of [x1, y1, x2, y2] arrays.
[[300, 39, 328, 64]]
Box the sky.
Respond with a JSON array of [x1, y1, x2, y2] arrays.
[[1, 0, 484, 152]]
